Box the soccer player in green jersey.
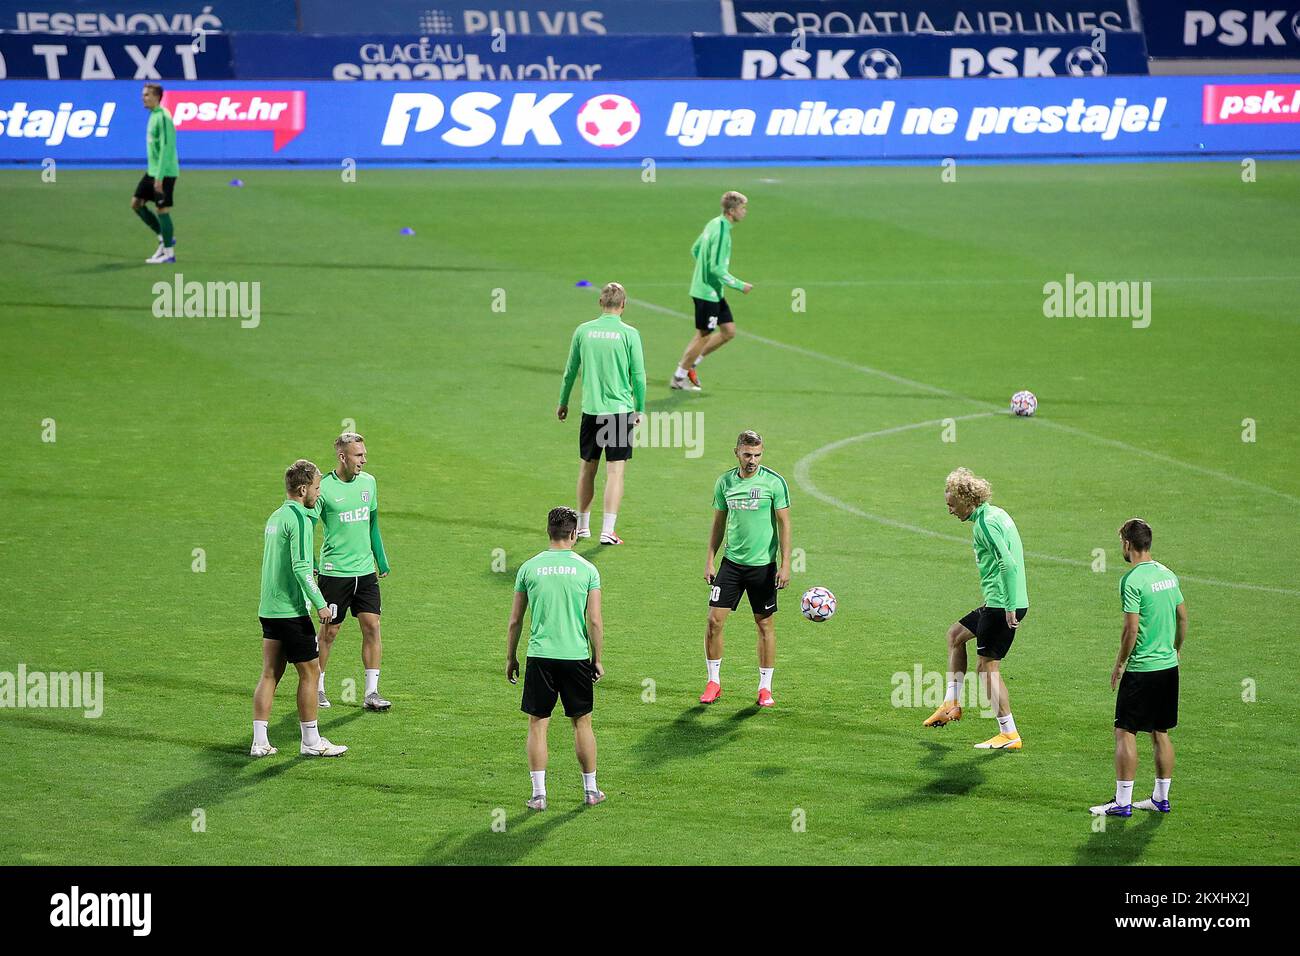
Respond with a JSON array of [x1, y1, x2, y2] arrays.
[[1091, 519, 1188, 818], [701, 430, 792, 707], [131, 84, 179, 265], [252, 460, 348, 758], [315, 433, 392, 712], [923, 468, 1030, 750], [507, 507, 606, 810], [670, 191, 753, 392], [557, 282, 646, 545]]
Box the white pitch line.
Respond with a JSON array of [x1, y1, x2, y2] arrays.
[[630, 275, 1300, 289], [630, 296, 1300, 597]]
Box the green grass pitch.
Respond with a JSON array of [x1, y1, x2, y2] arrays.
[[2, 162, 1297, 865]]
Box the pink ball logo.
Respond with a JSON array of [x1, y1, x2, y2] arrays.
[[576, 94, 641, 148]]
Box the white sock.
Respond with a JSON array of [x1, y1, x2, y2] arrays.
[[674, 365, 688, 379], [582, 771, 597, 793], [530, 770, 546, 797], [1154, 777, 1171, 802], [317, 670, 325, 693], [1115, 779, 1134, 807], [601, 513, 617, 537], [946, 675, 964, 703], [577, 512, 590, 533], [997, 712, 1018, 736], [759, 667, 774, 692], [706, 659, 721, 684], [693, 354, 704, 367], [253, 720, 269, 747], [364, 668, 380, 696], [300, 720, 320, 747]]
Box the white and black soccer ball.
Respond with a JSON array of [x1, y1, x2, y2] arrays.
[[576, 94, 641, 149], [1065, 46, 1108, 77], [800, 586, 837, 622], [1011, 390, 1038, 417], [859, 49, 902, 80]]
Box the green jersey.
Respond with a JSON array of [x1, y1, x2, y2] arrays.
[[259, 500, 327, 618], [689, 215, 746, 302], [1120, 560, 1183, 672], [315, 470, 390, 577], [514, 548, 600, 660], [966, 502, 1029, 610], [146, 106, 179, 178], [713, 466, 790, 567], [558, 312, 646, 415]]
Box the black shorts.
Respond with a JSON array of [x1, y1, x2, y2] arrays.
[[1115, 666, 1179, 733], [259, 615, 319, 664], [579, 412, 635, 463], [134, 173, 176, 207], [692, 296, 734, 333], [709, 557, 777, 618], [959, 606, 1028, 661], [318, 572, 382, 622], [521, 657, 596, 719]]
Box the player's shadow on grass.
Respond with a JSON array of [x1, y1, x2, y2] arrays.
[[1073, 812, 1165, 866], [421, 806, 584, 865], [868, 740, 988, 811], [632, 703, 759, 769]]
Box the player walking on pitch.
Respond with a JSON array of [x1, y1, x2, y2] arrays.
[[923, 468, 1029, 750], [1090, 519, 1187, 817], [251, 460, 347, 757], [507, 507, 606, 810], [670, 191, 752, 391], [131, 84, 179, 265], [701, 430, 791, 707], [557, 282, 646, 546], [315, 433, 392, 712]]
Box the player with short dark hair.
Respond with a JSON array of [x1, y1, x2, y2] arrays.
[[315, 432, 392, 712], [557, 282, 646, 546], [701, 430, 791, 708], [671, 191, 752, 392], [252, 459, 347, 758], [132, 83, 179, 264], [1090, 519, 1188, 817], [923, 468, 1030, 750], [507, 507, 606, 810]]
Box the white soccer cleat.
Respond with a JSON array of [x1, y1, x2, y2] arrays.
[[146, 246, 176, 264], [300, 737, 348, 757], [317, 689, 331, 709], [575, 529, 591, 539], [249, 742, 277, 757], [670, 376, 701, 392]]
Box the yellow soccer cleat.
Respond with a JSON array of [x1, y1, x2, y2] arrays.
[[922, 700, 962, 727], [974, 732, 1022, 750]]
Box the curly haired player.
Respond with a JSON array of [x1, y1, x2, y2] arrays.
[[923, 468, 1030, 750]]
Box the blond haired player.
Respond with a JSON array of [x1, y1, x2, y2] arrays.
[[923, 468, 1030, 750], [670, 191, 752, 392]]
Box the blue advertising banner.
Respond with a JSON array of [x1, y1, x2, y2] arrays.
[[0, 32, 234, 79], [0, 0, 296, 33], [298, 0, 721, 35], [232, 32, 696, 80], [1139, 2, 1300, 58], [694, 31, 1149, 78], [720, 0, 1135, 35], [2, 76, 1298, 164]]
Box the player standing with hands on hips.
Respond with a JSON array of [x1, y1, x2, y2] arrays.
[[1090, 519, 1187, 817], [701, 430, 792, 708], [507, 507, 606, 810], [671, 191, 752, 392], [251, 460, 347, 758]]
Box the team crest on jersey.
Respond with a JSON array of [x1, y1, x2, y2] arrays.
[[750, 488, 760, 499], [361, 490, 370, 503]]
